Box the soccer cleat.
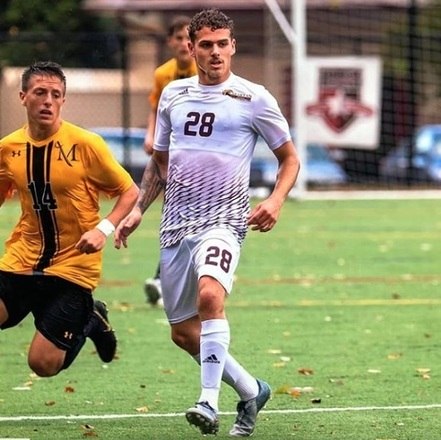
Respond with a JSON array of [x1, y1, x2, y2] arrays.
[[185, 401, 219, 435], [229, 379, 271, 437], [144, 277, 163, 306], [87, 300, 117, 363]]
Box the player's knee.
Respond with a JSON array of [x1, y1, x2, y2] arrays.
[[198, 289, 225, 318], [171, 328, 199, 354], [0, 299, 8, 326], [28, 353, 63, 377]]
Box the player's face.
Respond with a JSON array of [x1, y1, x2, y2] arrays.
[[168, 26, 192, 67], [20, 74, 65, 136], [189, 27, 236, 85]]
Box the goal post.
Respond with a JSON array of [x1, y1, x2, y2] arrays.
[[264, 0, 308, 198]]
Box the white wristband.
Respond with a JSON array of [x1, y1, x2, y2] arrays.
[[96, 219, 115, 237]]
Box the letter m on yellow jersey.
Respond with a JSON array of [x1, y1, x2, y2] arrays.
[[55, 142, 78, 167]]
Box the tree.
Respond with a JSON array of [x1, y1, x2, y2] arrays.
[[0, 0, 122, 68]]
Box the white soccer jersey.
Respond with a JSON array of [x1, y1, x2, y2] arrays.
[[154, 73, 291, 249]]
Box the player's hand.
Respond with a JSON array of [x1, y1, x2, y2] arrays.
[[247, 197, 282, 232], [75, 229, 107, 254], [114, 207, 143, 249], [144, 137, 153, 155]]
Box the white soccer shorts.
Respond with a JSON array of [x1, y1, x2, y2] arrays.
[[160, 227, 240, 324]]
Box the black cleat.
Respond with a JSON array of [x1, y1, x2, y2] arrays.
[[88, 300, 117, 363]]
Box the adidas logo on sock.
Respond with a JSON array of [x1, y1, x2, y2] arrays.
[[202, 354, 220, 364]]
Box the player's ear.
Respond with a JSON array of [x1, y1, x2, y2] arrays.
[[19, 91, 26, 105], [188, 41, 195, 57], [231, 38, 236, 55]]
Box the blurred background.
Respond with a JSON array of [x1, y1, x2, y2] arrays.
[[1, 0, 440, 194]]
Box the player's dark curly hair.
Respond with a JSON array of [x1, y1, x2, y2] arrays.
[[188, 9, 234, 42], [21, 61, 66, 94]]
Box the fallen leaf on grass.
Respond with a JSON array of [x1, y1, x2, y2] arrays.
[[272, 361, 287, 368], [267, 349, 282, 354], [135, 406, 149, 413], [298, 367, 314, 376], [65, 386, 75, 393], [416, 368, 431, 380], [329, 378, 345, 386], [81, 424, 97, 437], [117, 301, 132, 312], [387, 353, 402, 360], [274, 385, 314, 398]]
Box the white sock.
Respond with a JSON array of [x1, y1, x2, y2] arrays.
[[198, 319, 230, 411], [222, 354, 259, 401], [192, 352, 259, 402]]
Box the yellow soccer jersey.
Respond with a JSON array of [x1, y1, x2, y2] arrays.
[[149, 58, 197, 110], [0, 121, 134, 290]]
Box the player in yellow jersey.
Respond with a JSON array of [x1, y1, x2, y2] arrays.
[[143, 16, 197, 306], [0, 61, 139, 377]]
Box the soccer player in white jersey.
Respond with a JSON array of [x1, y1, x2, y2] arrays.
[[115, 9, 300, 437]]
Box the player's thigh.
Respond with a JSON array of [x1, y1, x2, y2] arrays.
[[194, 227, 240, 295], [161, 244, 199, 324], [33, 277, 93, 351], [0, 271, 32, 329]]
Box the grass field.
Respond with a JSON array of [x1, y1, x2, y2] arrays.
[[0, 197, 440, 439]]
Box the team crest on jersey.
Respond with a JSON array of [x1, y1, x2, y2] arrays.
[[55, 142, 78, 167], [222, 89, 252, 101], [305, 67, 373, 133]]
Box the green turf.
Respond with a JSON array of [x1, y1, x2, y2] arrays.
[[0, 197, 440, 439]]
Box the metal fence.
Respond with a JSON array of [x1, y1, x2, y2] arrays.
[[1, 3, 440, 190]]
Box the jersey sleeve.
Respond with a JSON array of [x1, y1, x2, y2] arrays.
[[83, 133, 135, 198], [251, 88, 292, 150], [0, 144, 15, 204], [153, 86, 173, 152]]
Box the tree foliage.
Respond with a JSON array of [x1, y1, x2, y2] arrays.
[[0, 0, 122, 68]]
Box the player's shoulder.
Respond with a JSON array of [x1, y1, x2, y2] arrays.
[[60, 121, 107, 149], [61, 121, 99, 140], [162, 75, 197, 96], [155, 58, 178, 78], [221, 74, 273, 108], [228, 74, 267, 96], [0, 126, 25, 145]]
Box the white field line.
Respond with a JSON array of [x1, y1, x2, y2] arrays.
[[0, 403, 440, 422], [300, 189, 441, 201]]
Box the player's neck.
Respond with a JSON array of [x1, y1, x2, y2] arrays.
[[26, 120, 62, 142]]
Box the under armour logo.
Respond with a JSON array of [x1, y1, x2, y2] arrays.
[[202, 354, 220, 364], [11, 150, 21, 157]]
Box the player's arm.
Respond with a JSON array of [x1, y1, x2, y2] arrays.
[[137, 149, 168, 213], [103, 183, 140, 229], [248, 140, 300, 232], [144, 73, 162, 155], [76, 182, 139, 254], [114, 150, 168, 249], [144, 111, 156, 155], [271, 140, 300, 202], [0, 175, 14, 208]]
